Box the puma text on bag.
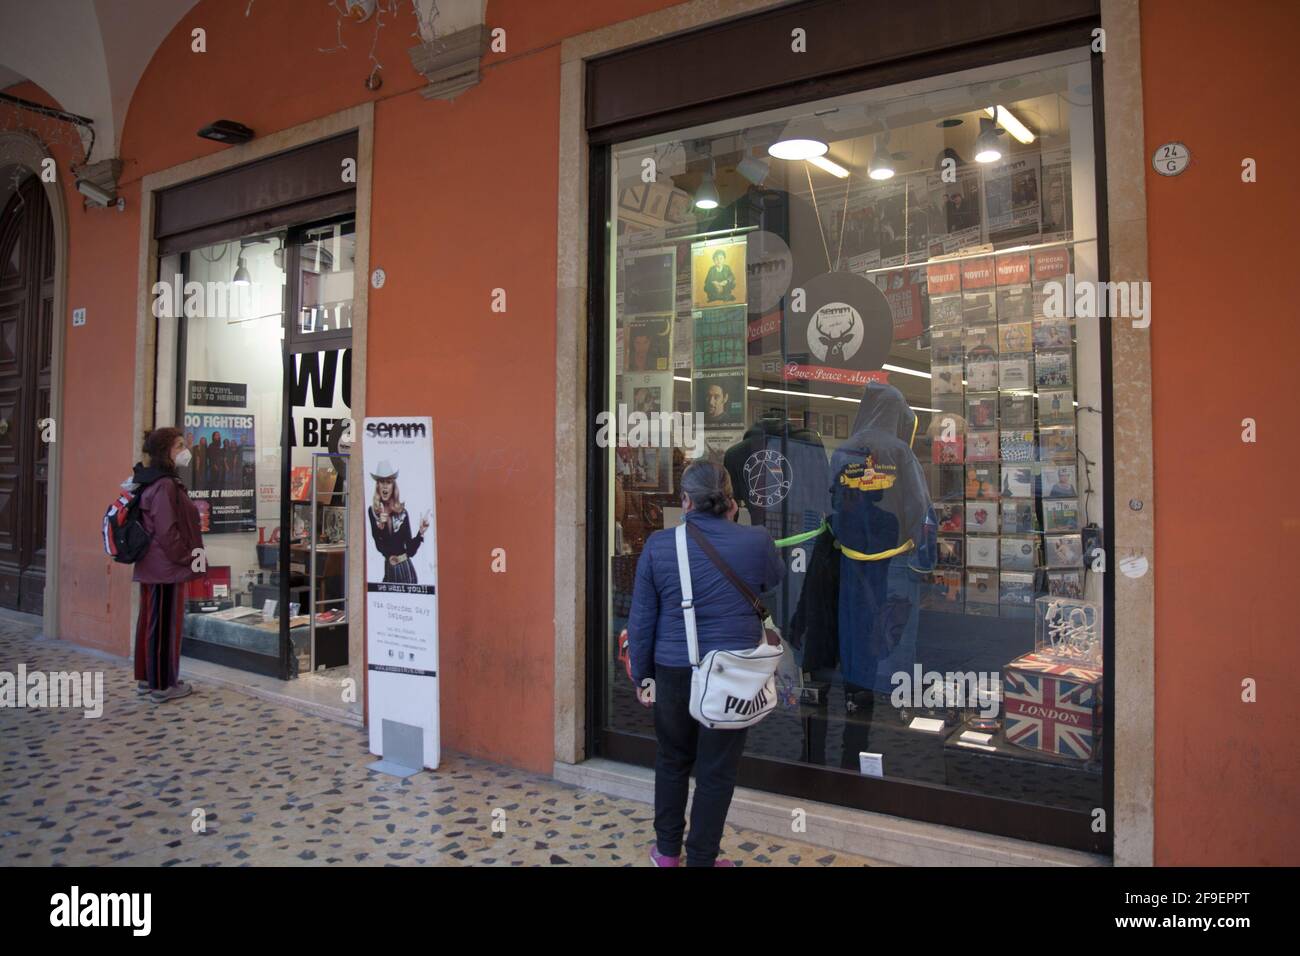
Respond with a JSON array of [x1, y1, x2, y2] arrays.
[[675, 523, 784, 730]]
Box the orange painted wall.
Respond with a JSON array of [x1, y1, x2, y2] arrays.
[[27, 0, 680, 773], [25, 0, 1295, 854], [1, 80, 143, 655], [1142, 0, 1300, 864]]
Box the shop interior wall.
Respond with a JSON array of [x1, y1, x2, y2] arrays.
[[29, 0, 682, 773], [1141, 0, 1300, 865]]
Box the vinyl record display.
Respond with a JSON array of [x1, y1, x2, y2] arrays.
[[788, 270, 894, 373]]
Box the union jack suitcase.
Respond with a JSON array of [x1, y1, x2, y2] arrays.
[[1002, 652, 1102, 760]]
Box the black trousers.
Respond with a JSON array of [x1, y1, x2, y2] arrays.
[[652, 664, 748, 866]]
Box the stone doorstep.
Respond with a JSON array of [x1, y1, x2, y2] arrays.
[[178, 658, 364, 729], [553, 757, 1110, 868]]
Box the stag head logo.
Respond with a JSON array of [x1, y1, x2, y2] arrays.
[[807, 302, 863, 363]]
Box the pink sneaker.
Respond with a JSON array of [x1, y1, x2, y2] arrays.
[[649, 846, 682, 867], [714, 858, 736, 867]]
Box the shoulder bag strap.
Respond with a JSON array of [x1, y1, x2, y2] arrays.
[[685, 521, 769, 622], [674, 524, 701, 667]]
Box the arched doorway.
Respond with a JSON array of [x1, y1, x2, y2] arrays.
[[0, 172, 54, 613]]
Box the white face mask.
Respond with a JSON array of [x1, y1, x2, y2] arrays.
[[174, 448, 193, 469]]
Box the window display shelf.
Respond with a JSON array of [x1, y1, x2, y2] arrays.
[[307, 452, 349, 672]]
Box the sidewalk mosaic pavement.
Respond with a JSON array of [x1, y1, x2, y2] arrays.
[[0, 621, 872, 867]]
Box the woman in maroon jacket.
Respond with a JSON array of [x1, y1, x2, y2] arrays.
[[130, 427, 205, 702]]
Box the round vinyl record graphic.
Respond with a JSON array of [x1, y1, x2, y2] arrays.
[[794, 271, 894, 372]]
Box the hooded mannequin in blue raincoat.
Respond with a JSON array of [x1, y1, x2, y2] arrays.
[[829, 382, 937, 693]]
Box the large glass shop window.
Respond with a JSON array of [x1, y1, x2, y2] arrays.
[[154, 233, 289, 670], [603, 49, 1107, 815]]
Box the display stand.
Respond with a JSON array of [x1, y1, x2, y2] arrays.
[[304, 451, 349, 672]]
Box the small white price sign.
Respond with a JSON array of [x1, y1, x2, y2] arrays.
[[1152, 142, 1190, 176]]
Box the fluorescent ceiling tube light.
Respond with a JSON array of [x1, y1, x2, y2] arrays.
[[984, 105, 1034, 144], [806, 154, 849, 178], [974, 117, 1002, 164], [882, 363, 931, 379], [768, 115, 829, 161]]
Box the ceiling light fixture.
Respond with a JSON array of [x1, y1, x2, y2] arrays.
[[232, 256, 252, 286], [737, 154, 770, 185], [868, 135, 895, 180], [984, 105, 1034, 144], [974, 116, 1003, 164], [768, 114, 829, 161], [694, 160, 719, 210], [807, 154, 849, 178]]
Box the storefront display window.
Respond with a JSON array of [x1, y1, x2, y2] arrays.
[[153, 217, 356, 680], [597, 48, 1108, 849]]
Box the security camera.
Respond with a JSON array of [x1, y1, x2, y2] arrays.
[[75, 178, 124, 211]]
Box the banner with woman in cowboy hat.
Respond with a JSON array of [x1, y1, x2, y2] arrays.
[[363, 416, 440, 770]]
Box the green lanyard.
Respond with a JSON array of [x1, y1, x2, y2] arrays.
[[772, 520, 828, 549]]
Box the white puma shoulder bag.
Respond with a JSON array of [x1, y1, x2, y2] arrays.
[[675, 522, 784, 730]]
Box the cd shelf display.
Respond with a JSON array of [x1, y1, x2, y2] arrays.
[[923, 244, 1087, 615]]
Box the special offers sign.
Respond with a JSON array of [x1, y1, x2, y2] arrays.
[[363, 416, 440, 769]]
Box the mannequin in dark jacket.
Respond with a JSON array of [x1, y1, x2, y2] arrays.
[[723, 413, 829, 640], [627, 462, 782, 867], [128, 427, 205, 701]]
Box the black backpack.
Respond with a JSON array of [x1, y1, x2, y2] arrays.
[[102, 476, 165, 564]]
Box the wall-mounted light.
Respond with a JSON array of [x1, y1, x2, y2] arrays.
[[768, 114, 829, 161], [197, 119, 255, 145], [974, 117, 1003, 164]]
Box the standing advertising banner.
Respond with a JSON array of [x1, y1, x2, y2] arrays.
[[363, 416, 440, 771]]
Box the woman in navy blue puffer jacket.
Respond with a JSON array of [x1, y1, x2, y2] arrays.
[[627, 461, 783, 867]]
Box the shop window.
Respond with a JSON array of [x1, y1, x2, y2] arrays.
[[155, 218, 356, 680], [598, 48, 1108, 847]]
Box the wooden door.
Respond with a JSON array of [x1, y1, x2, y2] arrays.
[[0, 174, 54, 613]]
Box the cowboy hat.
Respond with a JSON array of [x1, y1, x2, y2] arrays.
[[369, 459, 399, 481]]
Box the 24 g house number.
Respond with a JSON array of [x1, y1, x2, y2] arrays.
[[1152, 141, 1190, 176]]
